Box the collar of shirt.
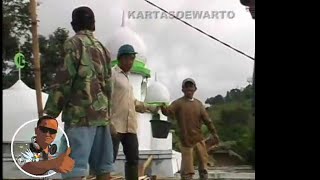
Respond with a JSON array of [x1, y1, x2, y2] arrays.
[[114, 64, 131, 77], [183, 96, 194, 101], [76, 30, 94, 37]]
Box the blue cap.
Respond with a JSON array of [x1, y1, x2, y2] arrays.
[[117, 44, 137, 59]]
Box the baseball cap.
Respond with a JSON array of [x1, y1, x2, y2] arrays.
[[182, 78, 196, 88]]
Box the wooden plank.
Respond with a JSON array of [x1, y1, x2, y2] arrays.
[[138, 175, 148, 180], [138, 155, 153, 176], [111, 176, 124, 180]]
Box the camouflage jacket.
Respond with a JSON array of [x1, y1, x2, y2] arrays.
[[44, 30, 112, 127]]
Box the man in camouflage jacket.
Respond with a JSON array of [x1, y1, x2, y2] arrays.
[[43, 6, 114, 180]]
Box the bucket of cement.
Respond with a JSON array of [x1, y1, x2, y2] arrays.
[[150, 119, 171, 138]]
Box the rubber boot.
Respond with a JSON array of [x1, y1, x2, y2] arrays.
[[199, 169, 208, 180], [181, 173, 193, 180], [125, 163, 138, 180]]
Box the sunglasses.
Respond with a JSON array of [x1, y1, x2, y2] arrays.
[[38, 126, 57, 134]]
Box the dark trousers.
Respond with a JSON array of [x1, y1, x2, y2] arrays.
[[112, 133, 139, 180], [112, 133, 139, 165]]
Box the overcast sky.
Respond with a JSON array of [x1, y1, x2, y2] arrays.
[[37, 0, 255, 103]]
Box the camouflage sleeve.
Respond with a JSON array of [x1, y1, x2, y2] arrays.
[[110, 68, 116, 99], [200, 103, 217, 135], [103, 47, 112, 117], [105, 48, 112, 101], [44, 39, 79, 118]]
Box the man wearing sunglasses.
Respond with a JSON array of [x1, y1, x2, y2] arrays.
[[17, 116, 75, 176]]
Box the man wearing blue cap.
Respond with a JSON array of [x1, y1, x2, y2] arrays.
[[110, 44, 159, 180]]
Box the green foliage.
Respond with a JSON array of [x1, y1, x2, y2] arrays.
[[205, 94, 224, 105], [172, 129, 181, 152], [221, 104, 250, 125], [205, 84, 255, 165], [3, 0, 31, 41], [3, 0, 32, 89], [40, 27, 70, 92], [3, 0, 70, 90], [170, 117, 182, 152]]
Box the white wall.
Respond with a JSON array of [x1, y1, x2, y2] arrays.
[[128, 74, 172, 151], [129, 74, 152, 150]]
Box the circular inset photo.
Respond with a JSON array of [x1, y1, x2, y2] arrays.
[[11, 116, 70, 178]]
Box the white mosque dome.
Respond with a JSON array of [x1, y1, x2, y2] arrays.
[[105, 12, 151, 78], [3, 80, 62, 142], [145, 81, 171, 104], [106, 16, 147, 63]]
